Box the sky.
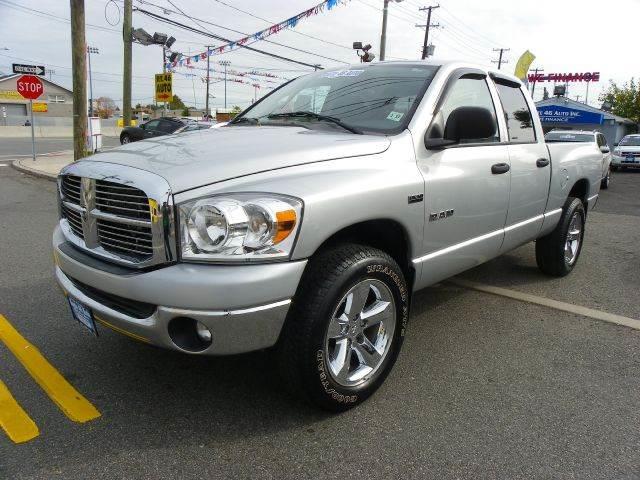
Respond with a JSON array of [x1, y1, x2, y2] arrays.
[[0, 0, 638, 111]]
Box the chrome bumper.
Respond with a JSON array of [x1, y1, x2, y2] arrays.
[[53, 225, 307, 355]]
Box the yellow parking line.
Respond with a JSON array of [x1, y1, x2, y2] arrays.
[[0, 378, 39, 444], [0, 314, 101, 423]]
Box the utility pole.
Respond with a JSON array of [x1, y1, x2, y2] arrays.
[[492, 48, 510, 70], [380, 0, 390, 61], [162, 46, 167, 116], [417, 5, 440, 60], [529, 67, 543, 99], [205, 46, 212, 118], [219, 60, 230, 109], [70, 0, 87, 161], [123, 0, 132, 127], [575, 95, 582, 103], [46, 69, 55, 81]]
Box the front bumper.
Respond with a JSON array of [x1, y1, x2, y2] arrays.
[[612, 154, 640, 167], [53, 225, 307, 355]]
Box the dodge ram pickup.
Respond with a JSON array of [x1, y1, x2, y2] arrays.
[[53, 61, 602, 411]]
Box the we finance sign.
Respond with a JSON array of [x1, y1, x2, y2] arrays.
[[537, 105, 604, 125], [528, 72, 600, 83]]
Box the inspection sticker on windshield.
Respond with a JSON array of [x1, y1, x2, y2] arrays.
[[322, 69, 364, 78], [387, 111, 404, 122]]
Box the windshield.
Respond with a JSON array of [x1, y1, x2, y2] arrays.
[[233, 64, 439, 134], [619, 136, 640, 146], [545, 132, 594, 143]]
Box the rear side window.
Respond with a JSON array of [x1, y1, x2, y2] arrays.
[[495, 83, 536, 143], [158, 120, 180, 133]]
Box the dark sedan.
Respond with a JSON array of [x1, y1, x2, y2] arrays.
[[119, 118, 186, 144]]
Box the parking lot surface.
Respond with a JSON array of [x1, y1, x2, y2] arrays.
[[0, 165, 638, 479]]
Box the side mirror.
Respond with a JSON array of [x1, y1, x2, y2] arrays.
[[140, 123, 146, 130], [600, 146, 610, 154], [444, 106, 497, 143]]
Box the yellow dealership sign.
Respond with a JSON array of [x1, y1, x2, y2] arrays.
[[514, 50, 536, 82], [32, 102, 48, 113], [155, 73, 173, 103], [0, 90, 22, 100]]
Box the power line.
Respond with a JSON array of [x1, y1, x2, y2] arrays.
[[154, 0, 349, 65], [207, 0, 355, 52], [134, 7, 324, 70]]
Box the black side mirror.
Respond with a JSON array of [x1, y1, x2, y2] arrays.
[[425, 106, 497, 150], [444, 106, 497, 143], [140, 123, 146, 130], [600, 146, 610, 154]]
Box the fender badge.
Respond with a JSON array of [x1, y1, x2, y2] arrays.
[[408, 194, 423, 204]]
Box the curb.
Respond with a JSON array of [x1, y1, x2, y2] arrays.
[[11, 159, 58, 182]]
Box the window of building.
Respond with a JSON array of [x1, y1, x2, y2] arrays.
[[494, 83, 536, 143], [48, 95, 66, 104]]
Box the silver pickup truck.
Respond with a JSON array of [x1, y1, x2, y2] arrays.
[[53, 61, 602, 411]]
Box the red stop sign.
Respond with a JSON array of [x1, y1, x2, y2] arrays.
[[17, 75, 44, 100]]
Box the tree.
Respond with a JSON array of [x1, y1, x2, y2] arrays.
[[599, 78, 640, 123], [230, 105, 242, 118], [169, 94, 186, 110], [94, 96, 116, 119], [182, 107, 190, 116]]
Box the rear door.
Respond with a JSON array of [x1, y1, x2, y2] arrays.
[[596, 133, 611, 178], [492, 77, 551, 252], [415, 71, 511, 286]]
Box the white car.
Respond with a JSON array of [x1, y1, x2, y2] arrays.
[[612, 134, 640, 170]]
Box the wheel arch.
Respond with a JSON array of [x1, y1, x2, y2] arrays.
[[303, 219, 416, 292], [567, 178, 590, 211]]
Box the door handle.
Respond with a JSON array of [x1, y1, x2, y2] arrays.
[[491, 163, 510, 174], [536, 158, 550, 168]]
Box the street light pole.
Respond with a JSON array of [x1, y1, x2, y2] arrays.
[[219, 60, 231, 109], [380, 0, 389, 62], [87, 46, 98, 117], [205, 46, 212, 118]]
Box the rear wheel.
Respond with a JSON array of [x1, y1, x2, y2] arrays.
[[536, 197, 585, 277], [277, 244, 409, 411]]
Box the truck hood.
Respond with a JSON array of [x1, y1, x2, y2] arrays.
[[615, 145, 640, 154], [84, 126, 390, 192]]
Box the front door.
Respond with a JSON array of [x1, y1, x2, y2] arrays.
[[415, 73, 511, 287]]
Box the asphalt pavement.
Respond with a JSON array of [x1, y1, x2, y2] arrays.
[[0, 161, 638, 479]]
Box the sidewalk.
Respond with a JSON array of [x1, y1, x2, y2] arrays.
[[11, 151, 75, 180]]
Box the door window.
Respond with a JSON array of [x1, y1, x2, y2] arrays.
[[158, 120, 178, 133], [494, 83, 536, 143], [436, 77, 499, 143], [144, 120, 160, 131]]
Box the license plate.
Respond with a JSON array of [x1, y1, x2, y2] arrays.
[[626, 155, 636, 163], [68, 297, 98, 336]]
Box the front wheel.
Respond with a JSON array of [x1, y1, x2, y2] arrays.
[[277, 244, 409, 411], [535, 197, 585, 277], [120, 133, 131, 145]]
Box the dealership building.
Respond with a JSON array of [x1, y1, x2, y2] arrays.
[[535, 96, 637, 147], [0, 74, 73, 126]]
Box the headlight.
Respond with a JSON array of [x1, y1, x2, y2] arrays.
[[178, 193, 303, 262], [613, 148, 621, 155]]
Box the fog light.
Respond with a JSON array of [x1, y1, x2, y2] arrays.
[[196, 321, 212, 343]]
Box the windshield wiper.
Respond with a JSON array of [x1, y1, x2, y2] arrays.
[[266, 111, 362, 134], [231, 117, 259, 126]]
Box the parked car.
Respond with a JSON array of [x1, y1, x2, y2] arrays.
[[54, 61, 602, 411], [545, 130, 612, 188], [611, 134, 640, 170], [119, 117, 185, 144], [173, 122, 216, 134]]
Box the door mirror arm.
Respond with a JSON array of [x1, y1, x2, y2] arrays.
[[424, 137, 456, 149]]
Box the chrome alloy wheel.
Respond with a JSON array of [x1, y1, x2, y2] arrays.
[[324, 279, 396, 387], [564, 212, 583, 265]]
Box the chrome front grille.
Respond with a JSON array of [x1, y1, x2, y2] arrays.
[[57, 166, 175, 269], [97, 218, 153, 257]]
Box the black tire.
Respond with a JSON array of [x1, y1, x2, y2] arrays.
[[536, 197, 585, 277], [120, 133, 131, 145], [611, 165, 619, 172], [277, 244, 409, 411], [600, 169, 610, 189]]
